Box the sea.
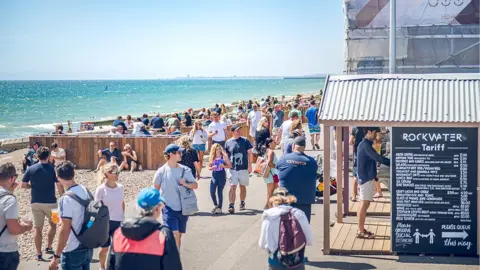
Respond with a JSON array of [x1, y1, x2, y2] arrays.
[[0, 78, 324, 140]]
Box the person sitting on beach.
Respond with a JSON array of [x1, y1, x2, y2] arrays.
[[183, 112, 192, 127], [125, 115, 134, 129], [116, 125, 127, 135], [167, 126, 181, 136], [95, 141, 122, 171], [132, 118, 146, 137], [150, 113, 165, 131], [50, 143, 66, 166], [54, 125, 65, 135], [107, 127, 122, 137], [23, 141, 40, 172], [142, 113, 150, 126], [113, 116, 128, 131], [197, 108, 206, 118], [167, 114, 181, 129], [213, 104, 222, 115], [120, 144, 140, 172]]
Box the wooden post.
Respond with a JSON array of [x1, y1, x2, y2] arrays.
[[477, 126, 480, 255], [323, 125, 331, 255], [336, 126, 343, 223], [343, 127, 350, 216]]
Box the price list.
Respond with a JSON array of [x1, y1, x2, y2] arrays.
[[391, 127, 477, 255]]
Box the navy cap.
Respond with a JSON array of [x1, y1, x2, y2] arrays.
[[137, 188, 165, 210], [293, 136, 306, 147], [231, 124, 242, 132], [164, 144, 184, 154]]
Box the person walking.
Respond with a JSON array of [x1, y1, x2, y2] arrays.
[[276, 112, 299, 150], [258, 187, 313, 270], [208, 143, 231, 214], [356, 127, 390, 239], [224, 125, 253, 214], [261, 138, 278, 209], [207, 112, 227, 148], [49, 161, 93, 270], [305, 100, 320, 150], [109, 188, 182, 270], [176, 136, 201, 180], [0, 163, 33, 270], [190, 120, 208, 169], [21, 146, 64, 261], [255, 116, 271, 154], [94, 164, 124, 270], [272, 104, 284, 145], [247, 104, 262, 142], [153, 144, 198, 250], [276, 137, 317, 223]]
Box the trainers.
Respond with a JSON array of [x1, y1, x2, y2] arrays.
[[45, 247, 54, 254], [228, 205, 235, 214], [239, 202, 246, 211], [215, 208, 222, 214], [211, 206, 218, 213]]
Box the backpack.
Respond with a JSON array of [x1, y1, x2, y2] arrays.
[[64, 187, 110, 249], [277, 209, 307, 268], [0, 191, 15, 238]]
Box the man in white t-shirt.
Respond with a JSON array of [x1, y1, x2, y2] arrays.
[[49, 161, 93, 270], [0, 163, 33, 270], [208, 112, 228, 148], [50, 143, 66, 166], [247, 104, 262, 140], [276, 111, 299, 149]]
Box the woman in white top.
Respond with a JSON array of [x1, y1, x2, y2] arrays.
[[220, 115, 232, 126], [125, 115, 134, 129], [190, 120, 208, 169], [94, 163, 125, 270]]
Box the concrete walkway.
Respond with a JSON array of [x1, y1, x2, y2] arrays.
[[19, 129, 479, 269]]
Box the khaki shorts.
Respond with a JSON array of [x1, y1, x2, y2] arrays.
[[358, 180, 374, 201], [31, 203, 57, 228]]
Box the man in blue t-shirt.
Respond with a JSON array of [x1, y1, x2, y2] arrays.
[[112, 116, 128, 131], [224, 125, 253, 214], [276, 136, 318, 223], [150, 114, 165, 130], [305, 100, 320, 150]]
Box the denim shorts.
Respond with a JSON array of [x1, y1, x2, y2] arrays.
[[61, 247, 93, 270], [162, 206, 189, 233], [0, 251, 19, 270], [192, 144, 206, 152]]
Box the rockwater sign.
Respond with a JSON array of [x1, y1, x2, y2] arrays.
[[391, 127, 477, 255]]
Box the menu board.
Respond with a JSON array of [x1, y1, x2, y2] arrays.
[[391, 127, 477, 255]]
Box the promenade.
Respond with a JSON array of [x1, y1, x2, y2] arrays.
[[19, 130, 479, 270]]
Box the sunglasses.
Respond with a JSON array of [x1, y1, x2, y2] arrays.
[[107, 170, 120, 175]]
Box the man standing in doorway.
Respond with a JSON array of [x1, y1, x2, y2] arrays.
[[305, 100, 320, 150], [225, 125, 253, 214], [276, 137, 318, 223], [356, 127, 390, 238]]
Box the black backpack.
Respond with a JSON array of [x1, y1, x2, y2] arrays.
[[0, 191, 15, 238], [64, 187, 110, 249]]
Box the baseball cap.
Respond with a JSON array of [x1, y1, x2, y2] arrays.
[[137, 188, 165, 210], [231, 124, 242, 132], [164, 144, 184, 154], [293, 136, 306, 147]]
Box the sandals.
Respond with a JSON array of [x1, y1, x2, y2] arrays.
[[373, 193, 383, 199], [357, 230, 375, 239]]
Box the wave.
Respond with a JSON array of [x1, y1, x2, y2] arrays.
[[0, 125, 6, 128], [22, 123, 56, 130]]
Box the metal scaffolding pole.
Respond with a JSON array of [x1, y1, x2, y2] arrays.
[[389, 0, 396, 74]]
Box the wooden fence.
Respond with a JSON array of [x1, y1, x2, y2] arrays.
[[29, 122, 250, 170]]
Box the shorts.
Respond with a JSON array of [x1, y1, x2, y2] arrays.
[[308, 125, 320, 134], [162, 206, 189, 233], [212, 140, 225, 149], [272, 127, 280, 136], [61, 247, 93, 270], [352, 154, 358, 178], [358, 180, 375, 201], [229, 170, 249, 186], [0, 251, 20, 270], [101, 220, 121, 248], [31, 203, 57, 228], [192, 144, 206, 152]]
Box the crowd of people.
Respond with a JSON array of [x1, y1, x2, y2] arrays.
[[0, 93, 397, 270]]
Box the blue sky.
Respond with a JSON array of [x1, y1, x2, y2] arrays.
[[0, 1, 344, 80]]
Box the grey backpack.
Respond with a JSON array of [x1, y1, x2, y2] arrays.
[[64, 188, 110, 249]]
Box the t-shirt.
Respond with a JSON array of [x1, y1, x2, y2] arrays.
[[305, 107, 319, 127], [22, 162, 58, 204], [212, 158, 226, 172], [142, 118, 150, 126], [289, 109, 302, 118], [272, 110, 284, 128], [214, 107, 222, 115], [112, 120, 128, 131], [102, 148, 122, 166], [280, 120, 293, 143], [185, 115, 192, 127], [208, 121, 227, 142], [351, 127, 365, 155], [180, 149, 199, 178], [167, 118, 180, 128], [150, 117, 165, 129], [225, 137, 253, 171], [191, 129, 208, 145], [248, 110, 262, 136], [0, 188, 19, 252], [59, 184, 90, 252], [51, 148, 66, 166], [153, 164, 196, 211], [276, 152, 318, 204], [94, 183, 124, 222]]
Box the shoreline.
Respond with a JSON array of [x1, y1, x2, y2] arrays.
[[0, 90, 320, 150]]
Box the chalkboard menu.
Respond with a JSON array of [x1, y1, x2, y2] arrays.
[[391, 127, 478, 255]]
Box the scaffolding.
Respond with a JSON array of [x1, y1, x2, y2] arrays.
[[343, 0, 480, 74]]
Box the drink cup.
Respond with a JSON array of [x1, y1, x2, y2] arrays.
[[21, 216, 32, 224], [51, 208, 60, 224]]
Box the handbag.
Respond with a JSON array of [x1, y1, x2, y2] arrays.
[[253, 155, 271, 178], [177, 168, 199, 216]]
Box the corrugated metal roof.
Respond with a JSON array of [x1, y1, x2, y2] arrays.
[[319, 73, 480, 123]]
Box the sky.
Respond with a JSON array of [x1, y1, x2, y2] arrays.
[[0, 1, 344, 80]]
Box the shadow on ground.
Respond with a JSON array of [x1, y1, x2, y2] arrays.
[[307, 261, 376, 269], [348, 255, 479, 266]]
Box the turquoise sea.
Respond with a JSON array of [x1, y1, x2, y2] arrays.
[[0, 79, 324, 139]]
